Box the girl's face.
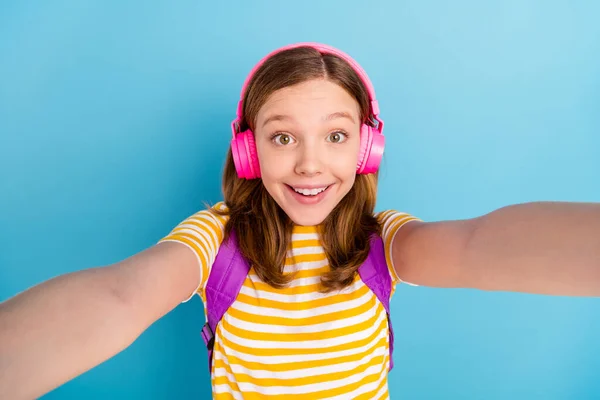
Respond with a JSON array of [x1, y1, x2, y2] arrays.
[[254, 78, 362, 226]]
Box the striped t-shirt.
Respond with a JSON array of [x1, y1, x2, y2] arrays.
[[160, 202, 418, 399]]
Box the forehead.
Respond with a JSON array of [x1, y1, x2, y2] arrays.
[[256, 79, 360, 121]]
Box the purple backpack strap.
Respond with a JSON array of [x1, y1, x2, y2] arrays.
[[201, 230, 250, 375], [200, 231, 394, 373], [358, 235, 395, 371]]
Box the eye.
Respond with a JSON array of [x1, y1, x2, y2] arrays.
[[271, 133, 295, 146], [327, 131, 348, 143]]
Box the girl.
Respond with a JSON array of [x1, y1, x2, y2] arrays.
[[1, 42, 599, 399]]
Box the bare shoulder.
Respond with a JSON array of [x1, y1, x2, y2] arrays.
[[390, 218, 478, 288]]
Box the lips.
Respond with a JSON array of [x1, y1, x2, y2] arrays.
[[285, 184, 333, 205], [292, 186, 329, 196]]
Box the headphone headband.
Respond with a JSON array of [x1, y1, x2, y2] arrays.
[[231, 42, 383, 137]]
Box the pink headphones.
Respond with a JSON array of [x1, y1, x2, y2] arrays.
[[230, 42, 385, 179]]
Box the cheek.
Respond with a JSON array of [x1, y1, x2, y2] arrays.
[[256, 145, 292, 195], [330, 145, 360, 174], [337, 151, 358, 168], [257, 149, 289, 180]]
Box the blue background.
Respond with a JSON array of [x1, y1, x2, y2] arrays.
[[1, 0, 599, 398]]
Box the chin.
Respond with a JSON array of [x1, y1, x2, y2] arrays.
[[285, 209, 331, 226]]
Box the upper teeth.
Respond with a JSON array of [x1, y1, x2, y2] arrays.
[[293, 187, 327, 196]]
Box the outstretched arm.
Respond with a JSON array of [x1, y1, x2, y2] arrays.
[[0, 241, 199, 399], [392, 201, 600, 296]]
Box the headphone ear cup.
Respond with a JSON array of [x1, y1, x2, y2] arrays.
[[356, 124, 371, 173], [231, 130, 261, 179], [245, 131, 261, 178], [357, 124, 385, 174]]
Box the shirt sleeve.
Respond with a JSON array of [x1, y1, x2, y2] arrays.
[[158, 202, 229, 303], [376, 210, 421, 288]]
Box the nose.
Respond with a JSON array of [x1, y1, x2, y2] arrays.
[[294, 142, 323, 176]]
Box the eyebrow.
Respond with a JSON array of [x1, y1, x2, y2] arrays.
[[261, 111, 356, 128]]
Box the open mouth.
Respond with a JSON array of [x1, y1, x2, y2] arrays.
[[285, 184, 333, 203], [290, 186, 330, 196]]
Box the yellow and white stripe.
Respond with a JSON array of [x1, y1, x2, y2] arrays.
[[160, 202, 417, 399]]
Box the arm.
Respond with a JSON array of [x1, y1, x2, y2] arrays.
[[0, 241, 199, 400], [392, 201, 600, 296]]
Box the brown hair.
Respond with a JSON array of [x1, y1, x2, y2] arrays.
[[212, 46, 381, 292]]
